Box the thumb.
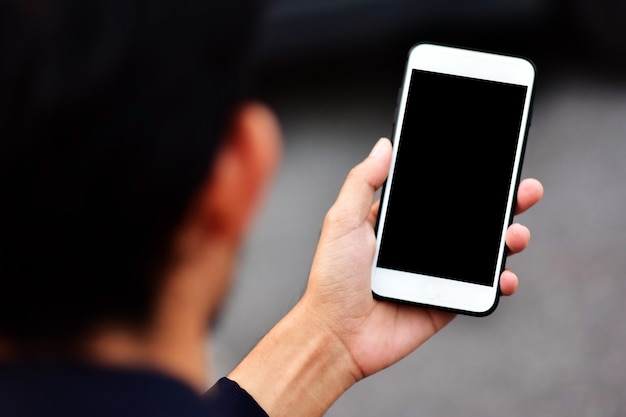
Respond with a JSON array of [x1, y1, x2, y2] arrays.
[[329, 138, 392, 229]]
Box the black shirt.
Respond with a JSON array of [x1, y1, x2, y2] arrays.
[[0, 361, 268, 417]]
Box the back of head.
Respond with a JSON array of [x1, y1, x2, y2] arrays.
[[0, 0, 264, 351]]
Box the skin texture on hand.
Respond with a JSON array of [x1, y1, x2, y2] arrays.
[[230, 137, 544, 417]]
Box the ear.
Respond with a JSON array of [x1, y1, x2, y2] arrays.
[[201, 102, 282, 243]]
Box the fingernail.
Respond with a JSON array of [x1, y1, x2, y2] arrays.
[[369, 138, 386, 157]]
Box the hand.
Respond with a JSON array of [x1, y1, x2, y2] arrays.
[[300, 137, 544, 381], [229, 137, 543, 417]]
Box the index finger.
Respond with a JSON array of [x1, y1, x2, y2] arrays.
[[514, 178, 544, 215]]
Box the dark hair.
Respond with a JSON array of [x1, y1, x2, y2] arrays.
[[0, 0, 264, 350]]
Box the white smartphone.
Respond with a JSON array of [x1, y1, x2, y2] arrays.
[[371, 42, 536, 316]]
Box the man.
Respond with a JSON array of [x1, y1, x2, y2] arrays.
[[0, 1, 543, 416]]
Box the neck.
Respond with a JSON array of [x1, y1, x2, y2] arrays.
[[0, 323, 211, 392], [0, 339, 12, 360], [0, 235, 236, 392], [81, 237, 238, 392], [80, 240, 235, 392], [83, 320, 211, 392]]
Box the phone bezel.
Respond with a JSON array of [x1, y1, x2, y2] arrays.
[[370, 42, 536, 316]]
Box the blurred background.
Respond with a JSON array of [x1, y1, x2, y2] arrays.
[[213, 0, 626, 416]]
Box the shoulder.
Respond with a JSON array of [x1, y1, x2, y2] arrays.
[[0, 361, 209, 417]]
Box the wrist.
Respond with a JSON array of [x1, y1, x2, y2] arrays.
[[228, 298, 357, 417]]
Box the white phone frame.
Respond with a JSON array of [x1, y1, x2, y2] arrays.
[[371, 42, 535, 316]]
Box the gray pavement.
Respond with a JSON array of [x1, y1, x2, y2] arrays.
[[211, 68, 626, 416]]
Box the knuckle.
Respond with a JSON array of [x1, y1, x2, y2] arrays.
[[345, 165, 363, 183], [324, 204, 354, 232]]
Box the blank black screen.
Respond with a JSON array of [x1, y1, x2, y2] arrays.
[[377, 69, 528, 286]]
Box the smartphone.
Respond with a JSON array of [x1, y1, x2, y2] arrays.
[[371, 42, 536, 316]]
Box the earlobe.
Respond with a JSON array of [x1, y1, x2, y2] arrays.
[[200, 102, 283, 242]]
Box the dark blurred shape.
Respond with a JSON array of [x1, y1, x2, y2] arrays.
[[0, 0, 263, 350], [567, 0, 626, 70], [250, 0, 626, 86], [257, 0, 551, 59]]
